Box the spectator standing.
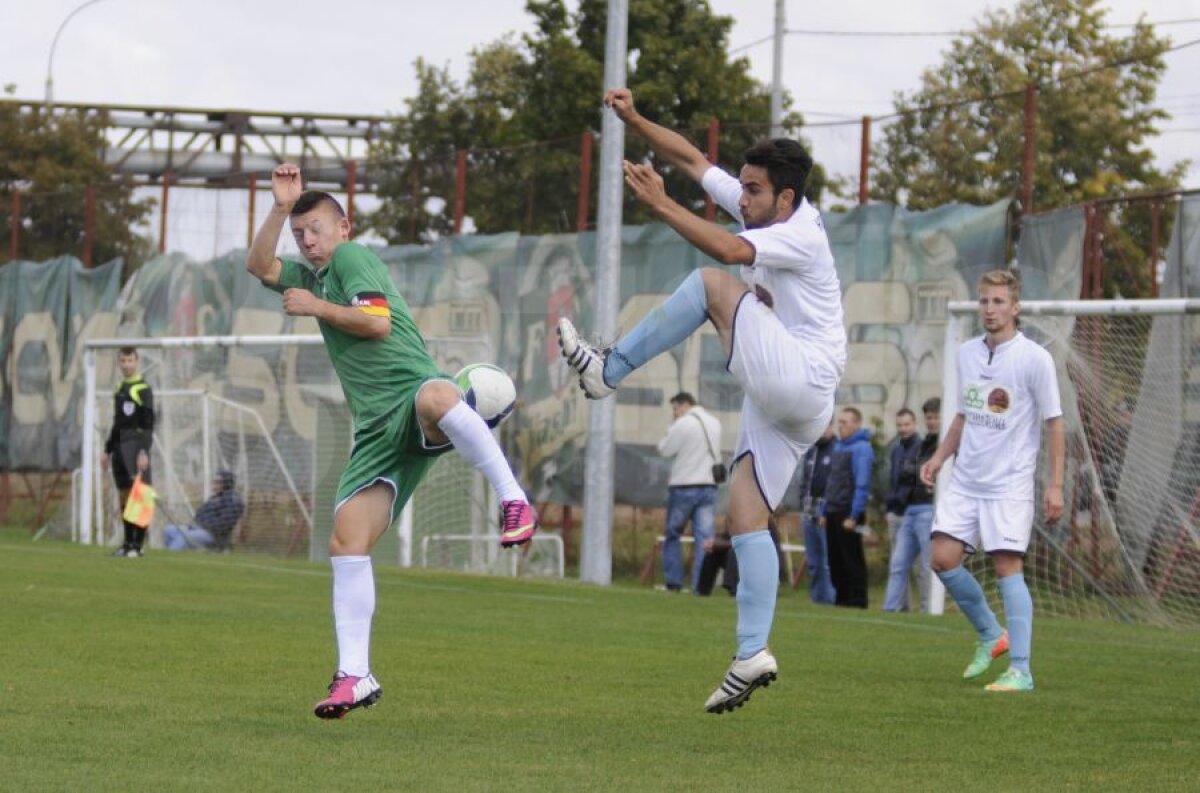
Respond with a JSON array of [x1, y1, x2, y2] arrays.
[[164, 470, 247, 551], [882, 408, 922, 611], [656, 392, 722, 593], [820, 407, 875, 608], [798, 421, 837, 604], [103, 347, 154, 558], [883, 399, 940, 612]]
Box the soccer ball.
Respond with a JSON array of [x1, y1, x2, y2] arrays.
[[454, 363, 516, 428]]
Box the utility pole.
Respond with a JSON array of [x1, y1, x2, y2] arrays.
[[580, 0, 629, 586], [770, 0, 786, 137]]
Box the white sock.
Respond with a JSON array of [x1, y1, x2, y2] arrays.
[[437, 401, 525, 503], [331, 555, 374, 677]]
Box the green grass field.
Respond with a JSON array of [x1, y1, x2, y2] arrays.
[[2, 534, 1198, 792]]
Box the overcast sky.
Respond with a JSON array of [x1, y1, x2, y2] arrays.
[[3, 0, 1198, 256]]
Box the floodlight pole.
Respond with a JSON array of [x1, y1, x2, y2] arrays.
[[580, 0, 628, 586]]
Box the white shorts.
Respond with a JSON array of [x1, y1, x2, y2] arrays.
[[931, 487, 1034, 555], [728, 294, 837, 510]]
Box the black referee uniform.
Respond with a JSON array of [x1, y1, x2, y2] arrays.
[[105, 374, 154, 554]]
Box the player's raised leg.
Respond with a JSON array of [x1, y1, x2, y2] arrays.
[[314, 483, 392, 720], [558, 267, 748, 399], [416, 379, 538, 547], [704, 452, 779, 714]]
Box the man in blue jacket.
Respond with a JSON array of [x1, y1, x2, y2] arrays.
[[819, 406, 875, 608]]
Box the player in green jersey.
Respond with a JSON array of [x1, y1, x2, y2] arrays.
[[247, 163, 538, 720]]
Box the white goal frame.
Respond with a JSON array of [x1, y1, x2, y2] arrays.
[[931, 298, 1200, 615], [79, 335, 324, 546]]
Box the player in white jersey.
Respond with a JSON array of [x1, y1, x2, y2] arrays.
[[920, 270, 1065, 692], [557, 88, 847, 714]]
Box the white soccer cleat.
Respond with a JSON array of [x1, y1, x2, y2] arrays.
[[704, 649, 778, 714], [556, 317, 615, 399]]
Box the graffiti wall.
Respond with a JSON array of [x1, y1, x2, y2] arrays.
[[2, 198, 1088, 506]]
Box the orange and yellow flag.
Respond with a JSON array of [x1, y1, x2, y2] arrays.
[[123, 475, 156, 528]]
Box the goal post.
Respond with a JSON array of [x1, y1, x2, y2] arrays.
[[936, 298, 1200, 626], [80, 335, 326, 551], [77, 334, 564, 579]]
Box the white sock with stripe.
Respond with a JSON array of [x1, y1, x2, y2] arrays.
[[437, 401, 525, 503], [331, 555, 374, 677]]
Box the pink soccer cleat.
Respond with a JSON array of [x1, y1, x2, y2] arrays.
[[500, 500, 539, 548], [313, 672, 382, 720]]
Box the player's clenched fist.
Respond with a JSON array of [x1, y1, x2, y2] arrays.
[[272, 163, 303, 209], [604, 88, 638, 123], [282, 288, 322, 318]]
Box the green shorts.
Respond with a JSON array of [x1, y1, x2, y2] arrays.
[[335, 376, 455, 523]]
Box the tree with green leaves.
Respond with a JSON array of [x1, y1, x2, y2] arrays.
[[870, 0, 1184, 297], [367, 0, 821, 242], [0, 91, 153, 267], [872, 0, 1181, 210]]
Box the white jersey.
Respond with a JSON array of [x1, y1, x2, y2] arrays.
[[951, 332, 1062, 501], [700, 166, 847, 390]]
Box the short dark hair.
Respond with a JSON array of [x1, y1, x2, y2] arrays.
[[841, 406, 862, 423], [922, 397, 941, 415], [896, 408, 916, 421], [743, 138, 813, 203], [669, 392, 696, 406], [291, 191, 346, 218], [118, 347, 138, 357]]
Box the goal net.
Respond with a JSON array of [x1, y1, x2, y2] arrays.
[[939, 299, 1200, 627], [74, 335, 562, 579]]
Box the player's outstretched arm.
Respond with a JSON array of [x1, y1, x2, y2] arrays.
[[623, 161, 753, 266], [1043, 416, 1065, 523], [605, 88, 712, 184], [920, 414, 965, 486], [247, 164, 303, 285]]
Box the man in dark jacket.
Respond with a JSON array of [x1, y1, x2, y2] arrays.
[[820, 406, 875, 608], [164, 470, 247, 551], [798, 421, 837, 604], [884, 398, 941, 613], [883, 408, 922, 610]]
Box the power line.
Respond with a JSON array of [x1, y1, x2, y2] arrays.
[[870, 37, 1200, 123], [729, 17, 1200, 53]]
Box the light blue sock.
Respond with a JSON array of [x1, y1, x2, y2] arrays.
[[602, 268, 708, 386], [937, 566, 1003, 642], [731, 530, 778, 659], [997, 574, 1033, 673]]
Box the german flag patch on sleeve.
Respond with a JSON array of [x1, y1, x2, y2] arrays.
[[351, 292, 390, 318]]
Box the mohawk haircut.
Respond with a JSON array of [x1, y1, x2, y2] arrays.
[[290, 191, 346, 218]]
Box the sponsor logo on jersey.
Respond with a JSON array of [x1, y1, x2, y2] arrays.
[[964, 381, 1009, 430], [987, 386, 1011, 414], [351, 292, 390, 317], [963, 383, 986, 410]]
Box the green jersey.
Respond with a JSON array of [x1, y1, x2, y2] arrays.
[[268, 243, 441, 429]]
